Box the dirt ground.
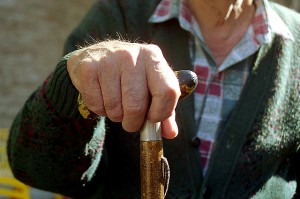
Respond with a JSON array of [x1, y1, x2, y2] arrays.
[[0, 1, 299, 128]]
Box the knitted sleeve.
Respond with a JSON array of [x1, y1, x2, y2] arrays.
[[7, 53, 107, 197]]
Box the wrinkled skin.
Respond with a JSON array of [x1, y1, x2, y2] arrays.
[[67, 40, 181, 139]]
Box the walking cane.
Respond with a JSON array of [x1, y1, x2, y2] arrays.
[[77, 70, 198, 199], [140, 70, 198, 199]]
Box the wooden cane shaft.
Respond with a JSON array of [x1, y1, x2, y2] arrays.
[[140, 141, 164, 199]]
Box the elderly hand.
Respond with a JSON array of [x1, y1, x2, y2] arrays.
[[67, 40, 181, 138]]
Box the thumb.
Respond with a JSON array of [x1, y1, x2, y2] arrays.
[[161, 111, 178, 139]]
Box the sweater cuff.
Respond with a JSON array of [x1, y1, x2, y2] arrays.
[[45, 53, 82, 119]]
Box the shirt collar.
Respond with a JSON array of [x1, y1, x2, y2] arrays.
[[261, 0, 294, 41], [149, 0, 294, 42]]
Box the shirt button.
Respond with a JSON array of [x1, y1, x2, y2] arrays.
[[191, 136, 200, 147]]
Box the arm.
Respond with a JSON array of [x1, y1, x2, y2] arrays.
[[7, 54, 106, 197]]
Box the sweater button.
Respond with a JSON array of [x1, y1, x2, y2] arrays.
[[191, 136, 200, 147]]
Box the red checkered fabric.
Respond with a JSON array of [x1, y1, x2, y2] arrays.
[[150, 0, 293, 174]]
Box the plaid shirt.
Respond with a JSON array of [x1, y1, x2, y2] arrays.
[[149, 0, 293, 174]]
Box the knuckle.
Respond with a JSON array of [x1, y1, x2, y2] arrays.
[[104, 103, 123, 122], [90, 106, 105, 116], [151, 86, 179, 121], [78, 60, 95, 79], [141, 44, 163, 57], [162, 84, 181, 102], [163, 109, 173, 119], [123, 104, 146, 117], [104, 46, 138, 63], [147, 44, 162, 53], [122, 124, 139, 133], [81, 94, 105, 116], [86, 102, 106, 116], [117, 49, 134, 60]]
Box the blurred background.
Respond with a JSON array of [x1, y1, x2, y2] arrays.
[[0, 0, 94, 128], [0, 0, 299, 198]]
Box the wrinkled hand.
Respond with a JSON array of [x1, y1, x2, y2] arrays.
[[67, 40, 181, 138]]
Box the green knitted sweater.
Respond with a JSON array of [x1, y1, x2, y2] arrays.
[[7, 0, 300, 198]]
